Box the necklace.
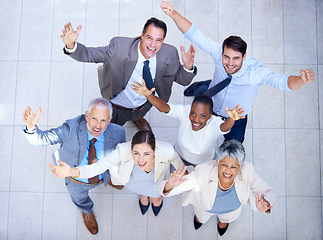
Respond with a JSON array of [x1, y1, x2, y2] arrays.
[[218, 179, 235, 191]]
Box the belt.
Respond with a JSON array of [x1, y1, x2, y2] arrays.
[[212, 112, 227, 121], [69, 176, 102, 186], [111, 102, 146, 112]]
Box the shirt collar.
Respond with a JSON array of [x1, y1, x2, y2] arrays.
[[87, 130, 104, 142]]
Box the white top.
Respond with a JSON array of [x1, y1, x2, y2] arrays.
[[166, 104, 227, 165]]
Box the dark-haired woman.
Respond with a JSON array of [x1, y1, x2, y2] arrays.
[[49, 131, 184, 216], [132, 80, 244, 166]]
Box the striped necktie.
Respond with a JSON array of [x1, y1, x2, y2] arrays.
[[88, 138, 100, 184], [204, 75, 232, 97]]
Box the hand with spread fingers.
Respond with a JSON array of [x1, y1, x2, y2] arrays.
[[256, 193, 273, 213], [61, 22, 82, 49], [225, 104, 245, 121], [48, 160, 76, 178], [164, 164, 188, 194], [23, 106, 42, 130], [131, 79, 155, 97], [181, 44, 195, 70]]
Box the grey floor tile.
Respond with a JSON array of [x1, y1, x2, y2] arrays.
[[283, 0, 317, 64], [252, 0, 283, 64], [254, 196, 287, 240], [284, 64, 319, 129], [18, 0, 54, 61], [253, 65, 285, 129], [147, 196, 182, 240], [286, 130, 320, 196], [0, 0, 21, 61], [287, 197, 322, 239], [0, 62, 17, 125], [14, 62, 51, 126], [253, 129, 286, 195], [8, 192, 43, 240], [318, 0, 323, 64], [42, 192, 77, 240], [11, 126, 47, 192], [0, 126, 14, 191], [112, 193, 147, 240], [319, 66, 323, 130], [0, 192, 9, 240], [48, 62, 83, 126], [77, 193, 113, 240]]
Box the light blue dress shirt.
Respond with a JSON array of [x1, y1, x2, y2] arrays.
[[184, 24, 292, 118], [207, 186, 241, 215], [76, 132, 105, 183]]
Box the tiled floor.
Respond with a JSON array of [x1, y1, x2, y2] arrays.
[[0, 0, 322, 239]]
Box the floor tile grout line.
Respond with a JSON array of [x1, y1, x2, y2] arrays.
[[6, 0, 24, 238]]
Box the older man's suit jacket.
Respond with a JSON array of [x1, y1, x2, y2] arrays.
[[76, 141, 184, 185], [23, 114, 126, 185], [65, 37, 196, 104]]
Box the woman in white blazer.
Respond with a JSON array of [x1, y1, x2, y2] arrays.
[[159, 140, 276, 236], [50, 131, 184, 216]]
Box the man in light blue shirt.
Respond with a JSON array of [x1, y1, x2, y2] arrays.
[[23, 98, 126, 235], [161, 1, 315, 142]]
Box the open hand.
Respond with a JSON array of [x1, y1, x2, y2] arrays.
[[181, 44, 195, 70], [256, 193, 273, 213], [61, 22, 82, 49], [131, 79, 155, 97], [225, 104, 245, 121], [168, 164, 188, 188], [23, 106, 41, 130], [160, 1, 174, 16], [48, 160, 72, 178]]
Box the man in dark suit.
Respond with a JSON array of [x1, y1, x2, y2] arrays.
[[61, 17, 197, 131], [23, 98, 125, 235]]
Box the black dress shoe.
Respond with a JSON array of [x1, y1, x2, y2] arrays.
[[217, 222, 229, 236], [152, 201, 163, 216], [193, 215, 203, 230], [139, 199, 150, 215]]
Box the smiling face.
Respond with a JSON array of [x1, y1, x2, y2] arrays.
[[132, 142, 156, 173], [217, 156, 241, 187], [85, 105, 111, 138], [139, 24, 165, 59], [222, 46, 246, 75], [189, 102, 212, 131]]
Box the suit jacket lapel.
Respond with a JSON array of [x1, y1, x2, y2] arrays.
[[208, 163, 219, 209], [103, 126, 114, 155], [78, 118, 88, 164], [124, 37, 141, 86], [155, 47, 168, 95]]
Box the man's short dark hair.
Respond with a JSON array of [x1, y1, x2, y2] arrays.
[[142, 17, 167, 39], [222, 36, 247, 56]]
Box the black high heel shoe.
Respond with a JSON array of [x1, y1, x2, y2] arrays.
[[139, 199, 150, 215], [193, 215, 203, 230]]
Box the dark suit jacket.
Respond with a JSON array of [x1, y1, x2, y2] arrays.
[[65, 37, 196, 105], [23, 114, 126, 185]]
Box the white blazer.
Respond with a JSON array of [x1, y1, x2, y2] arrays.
[[159, 160, 276, 212], [77, 141, 184, 185]]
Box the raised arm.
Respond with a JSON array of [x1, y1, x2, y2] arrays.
[[163, 164, 188, 194], [61, 22, 82, 49], [131, 79, 171, 113], [160, 1, 192, 33], [287, 69, 315, 90], [49, 160, 80, 178]]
